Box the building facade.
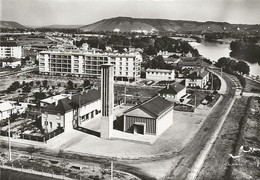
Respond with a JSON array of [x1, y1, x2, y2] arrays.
[[0, 42, 22, 59], [1, 58, 21, 68], [38, 50, 142, 81], [159, 83, 186, 102], [41, 89, 101, 133], [123, 96, 174, 136], [146, 68, 175, 81]]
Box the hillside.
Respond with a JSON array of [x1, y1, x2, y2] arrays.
[[0, 20, 27, 29], [80, 17, 260, 33], [42, 24, 84, 29]]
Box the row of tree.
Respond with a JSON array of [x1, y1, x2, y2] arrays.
[[75, 35, 200, 56], [230, 40, 260, 64]]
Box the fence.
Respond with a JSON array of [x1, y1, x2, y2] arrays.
[[0, 128, 64, 142]]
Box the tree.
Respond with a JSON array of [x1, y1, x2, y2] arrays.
[[83, 79, 90, 87], [22, 85, 31, 93], [42, 80, 48, 88], [34, 92, 46, 101], [234, 61, 250, 75], [36, 81, 41, 86], [67, 80, 74, 89], [9, 113, 18, 123]]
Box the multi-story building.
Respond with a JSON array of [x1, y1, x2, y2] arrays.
[[38, 50, 142, 81], [0, 42, 22, 59]]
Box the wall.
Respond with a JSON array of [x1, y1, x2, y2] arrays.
[[146, 69, 175, 81], [124, 115, 156, 134], [156, 107, 173, 136]]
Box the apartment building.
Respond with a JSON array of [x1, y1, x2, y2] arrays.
[[0, 42, 22, 59], [38, 50, 142, 81]]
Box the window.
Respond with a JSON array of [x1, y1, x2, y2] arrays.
[[57, 123, 61, 127], [50, 122, 52, 129], [91, 111, 94, 118]]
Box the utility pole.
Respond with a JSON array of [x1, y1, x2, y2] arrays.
[[124, 81, 126, 104], [211, 72, 214, 91], [111, 162, 113, 180], [8, 117, 11, 161]]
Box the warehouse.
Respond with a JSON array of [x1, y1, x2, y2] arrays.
[[123, 95, 174, 136]]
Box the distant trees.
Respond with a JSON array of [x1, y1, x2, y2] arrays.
[[143, 55, 172, 70], [215, 57, 250, 75], [230, 40, 260, 64]]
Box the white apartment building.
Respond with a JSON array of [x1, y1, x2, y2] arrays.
[[0, 42, 22, 59], [38, 50, 142, 81]]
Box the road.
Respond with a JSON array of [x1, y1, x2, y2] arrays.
[[0, 67, 38, 78]]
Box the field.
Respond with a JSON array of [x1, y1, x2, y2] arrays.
[[197, 96, 249, 179], [0, 168, 59, 180], [231, 97, 260, 180], [244, 78, 260, 93]]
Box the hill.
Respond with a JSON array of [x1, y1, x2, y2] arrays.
[[42, 24, 84, 29], [80, 17, 260, 33], [0, 20, 27, 29]]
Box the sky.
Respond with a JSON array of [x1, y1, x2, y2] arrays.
[[0, 0, 260, 27]]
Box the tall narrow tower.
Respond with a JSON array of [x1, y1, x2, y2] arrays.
[[100, 63, 114, 139]]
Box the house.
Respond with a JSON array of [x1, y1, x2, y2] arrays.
[[158, 82, 186, 102], [123, 95, 174, 136], [0, 102, 15, 121], [184, 69, 210, 88], [146, 68, 175, 81], [1, 57, 21, 68], [175, 68, 210, 89], [40, 94, 71, 107], [41, 89, 101, 133]]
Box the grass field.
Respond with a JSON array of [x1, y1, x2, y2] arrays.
[[0, 168, 59, 180], [231, 97, 260, 180], [244, 78, 260, 93], [197, 97, 249, 180]]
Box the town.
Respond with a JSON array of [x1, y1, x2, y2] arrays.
[[0, 1, 260, 180]]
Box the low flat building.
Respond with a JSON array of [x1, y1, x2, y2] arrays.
[[41, 89, 101, 133], [0, 102, 15, 121], [146, 68, 175, 81], [123, 95, 174, 136], [158, 82, 186, 102], [1, 57, 21, 68]]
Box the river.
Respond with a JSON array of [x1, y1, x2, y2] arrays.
[[189, 40, 260, 77]]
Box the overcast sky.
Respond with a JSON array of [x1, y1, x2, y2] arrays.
[[0, 0, 260, 26]]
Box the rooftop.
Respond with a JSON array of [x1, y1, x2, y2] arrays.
[[159, 82, 186, 95], [146, 68, 174, 73], [124, 95, 174, 118], [0, 41, 19, 47], [42, 89, 101, 114], [0, 102, 14, 112]]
